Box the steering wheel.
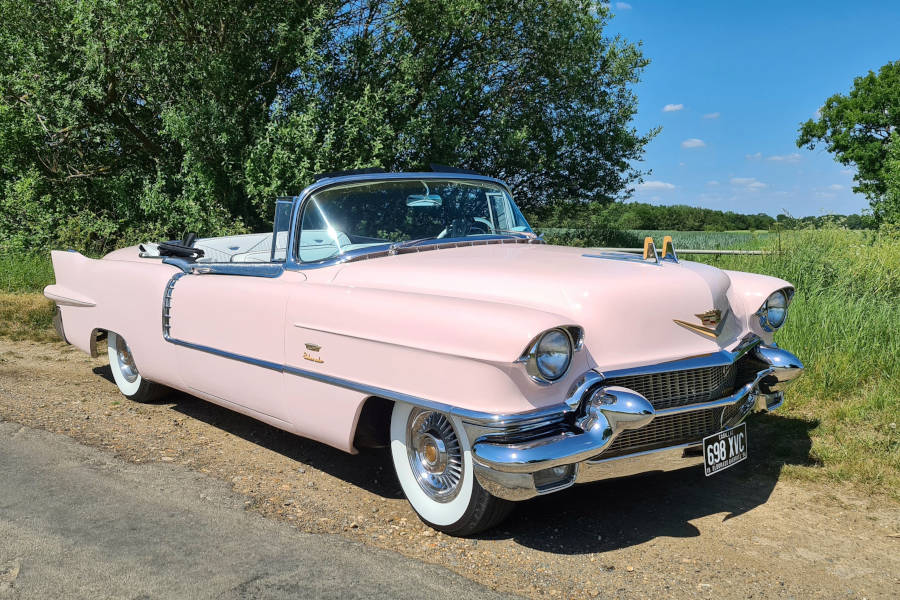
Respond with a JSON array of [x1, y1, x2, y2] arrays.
[[447, 216, 493, 238]]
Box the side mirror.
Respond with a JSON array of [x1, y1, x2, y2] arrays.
[[406, 194, 443, 207]]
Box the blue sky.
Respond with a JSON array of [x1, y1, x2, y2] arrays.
[[606, 1, 899, 217]]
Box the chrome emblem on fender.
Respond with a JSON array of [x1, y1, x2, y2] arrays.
[[303, 342, 323, 363], [674, 309, 727, 339], [696, 309, 722, 328]]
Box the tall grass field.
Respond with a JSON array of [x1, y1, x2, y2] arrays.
[[1, 228, 897, 497]]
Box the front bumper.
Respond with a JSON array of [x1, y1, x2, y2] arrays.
[[467, 341, 803, 501]]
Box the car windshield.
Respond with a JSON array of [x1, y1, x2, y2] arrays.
[[296, 178, 533, 263]]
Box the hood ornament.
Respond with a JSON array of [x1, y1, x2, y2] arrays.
[[674, 309, 726, 339]]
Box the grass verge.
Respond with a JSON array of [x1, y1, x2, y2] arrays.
[[691, 228, 899, 499], [0, 292, 57, 342], [0, 251, 55, 293]]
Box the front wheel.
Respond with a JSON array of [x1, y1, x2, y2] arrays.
[[390, 403, 513, 536], [107, 332, 167, 403]]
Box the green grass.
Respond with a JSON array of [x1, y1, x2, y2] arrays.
[[686, 229, 900, 498], [628, 229, 773, 250], [0, 251, 55, 293], [0, 251, 57, 339]]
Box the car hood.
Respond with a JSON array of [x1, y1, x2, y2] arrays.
[[329, 243, 746, 371]]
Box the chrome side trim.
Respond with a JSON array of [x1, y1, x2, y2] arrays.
[[159, 272, 554, 425], [161, 272, 187, 338], [191, 263, 284, 278]]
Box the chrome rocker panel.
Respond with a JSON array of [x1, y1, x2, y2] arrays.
[[471, 344, 804, 501]]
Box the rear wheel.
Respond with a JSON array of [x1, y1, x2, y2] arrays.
[[107, 332, 167, 403], [390, 402, 513, 536]]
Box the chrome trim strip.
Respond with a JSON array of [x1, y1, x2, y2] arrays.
[[160, 272, 547, 425], [161, 272, 187, 338], [191, 263, 284, 278], [599, 334, 761, 379]]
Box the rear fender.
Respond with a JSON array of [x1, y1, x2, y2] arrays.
[[45, 250, 182, 384]]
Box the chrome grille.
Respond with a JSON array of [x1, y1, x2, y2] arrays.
[[604, 363, 737, 410], [606, 407, 723, 457]]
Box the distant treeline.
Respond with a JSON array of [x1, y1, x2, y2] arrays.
[[526, 201, 874, 232]]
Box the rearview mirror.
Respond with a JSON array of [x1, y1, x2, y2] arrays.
[[406, 194, 443, 207]]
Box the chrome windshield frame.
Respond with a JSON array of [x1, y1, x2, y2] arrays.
[[283, 172, 526, 272]]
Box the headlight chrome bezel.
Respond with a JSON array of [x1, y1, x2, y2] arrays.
[[756, 288, 794, 332], [518, 326, 583, 384]]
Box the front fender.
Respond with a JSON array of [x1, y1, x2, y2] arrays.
[[725, 270, 794, 342], [291, 283, 576, 364]]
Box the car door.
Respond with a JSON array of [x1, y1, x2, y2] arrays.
[[166, 269, 304, 425]]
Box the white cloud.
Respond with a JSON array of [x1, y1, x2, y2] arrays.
[[663, 103, 684, 112], [707, 180, 720, 186], [745, 152, 762, 160], [615, 2, 632, 9], [730, 177, 768, 190], [702, 112, 720, 119], [681, 138, 705, 148], [638, 180, 676, 191], [767, 153, 802, 162], [828, 184, 843, 190]]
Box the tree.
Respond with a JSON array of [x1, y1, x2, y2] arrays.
[[797, 61, 900, 223], [1, 0, 655, 252]]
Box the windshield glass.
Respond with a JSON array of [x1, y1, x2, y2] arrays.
[[296, 178, 532, 263]]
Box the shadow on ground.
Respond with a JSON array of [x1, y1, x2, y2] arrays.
[[92, 368, 818, 553]]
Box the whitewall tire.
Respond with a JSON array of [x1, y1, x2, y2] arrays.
[[107, 332, 166, 402], [390, 402, 512, 535]]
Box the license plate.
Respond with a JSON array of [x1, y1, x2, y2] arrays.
[[703, 422, 748, 476]]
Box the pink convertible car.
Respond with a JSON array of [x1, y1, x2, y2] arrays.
[[45, 170, 803, 535]]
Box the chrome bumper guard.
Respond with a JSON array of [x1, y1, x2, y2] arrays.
[[469, 343, 803, 501]]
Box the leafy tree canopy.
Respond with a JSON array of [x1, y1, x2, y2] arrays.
[[797, 61, 900, 223], [0, 0, 655, 252]]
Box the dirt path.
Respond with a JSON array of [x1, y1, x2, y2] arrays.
[[1, 338, 898, 599]]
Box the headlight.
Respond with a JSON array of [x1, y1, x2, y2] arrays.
[[520, 327, 577, 384], [757, 289, 792, 332]]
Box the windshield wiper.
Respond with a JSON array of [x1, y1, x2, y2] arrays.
[[387, 236, 442, 255]]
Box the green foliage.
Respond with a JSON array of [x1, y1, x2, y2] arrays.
[[797, 61, 900, 223], [0, 0, 654, 253], [527, 199, 778, 237], [0, 252, 55, 293], [629, 229, 772, 249], [692, 229, 900, 495]]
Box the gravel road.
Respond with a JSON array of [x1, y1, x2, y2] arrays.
[[0, 421, 509, 599], [1, 338, 898, 599]]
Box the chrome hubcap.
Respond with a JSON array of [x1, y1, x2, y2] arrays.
[[114, 335, 139, 383], [407, 410, 463, 502]]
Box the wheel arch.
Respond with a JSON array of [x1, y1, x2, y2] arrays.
[[352, 396, 394, 450]]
